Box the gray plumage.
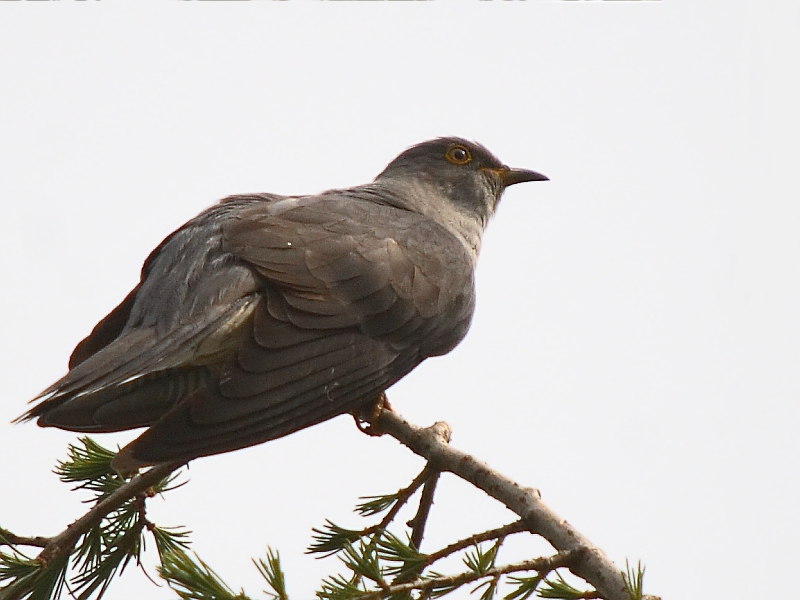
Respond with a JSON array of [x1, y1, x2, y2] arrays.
[[19, 137, 547, 471]]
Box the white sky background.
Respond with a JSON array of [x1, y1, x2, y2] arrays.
[[0, 4, 798, 599]]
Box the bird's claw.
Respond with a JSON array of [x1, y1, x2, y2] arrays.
[[353, 392, 392, 436]]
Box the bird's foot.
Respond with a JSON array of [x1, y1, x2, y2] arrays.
[[353, 392, 393, 436]]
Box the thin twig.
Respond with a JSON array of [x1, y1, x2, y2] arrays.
[[377, 410, 632, 600], [386, 469, 441, 588], [371, 466, 431, 535], [424, 520, 527, 567], [340, 465, 433, 593], [355, 549, 580, 599], [0, 529, 50, 549], [408, 469, 440, 550], [334, 465, 431, 546]]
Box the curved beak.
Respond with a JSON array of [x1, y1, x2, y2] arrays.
[[499, 167, 549, 187]]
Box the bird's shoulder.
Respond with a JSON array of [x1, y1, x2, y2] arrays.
[[223, 189, 476, 317], [225, 188, 474, 277]]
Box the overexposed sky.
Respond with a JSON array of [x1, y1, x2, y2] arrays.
[[1, 4, 798, 599]]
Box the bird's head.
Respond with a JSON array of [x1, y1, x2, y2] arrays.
[[375, 137, 548, 224]]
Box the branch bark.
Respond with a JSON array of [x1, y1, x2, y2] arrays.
[[376, 410, 639, 600]]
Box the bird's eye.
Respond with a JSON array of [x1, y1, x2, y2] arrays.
[[445, 145, 472, 165]]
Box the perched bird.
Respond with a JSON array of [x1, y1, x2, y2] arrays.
[[19, 138, 547, 471]]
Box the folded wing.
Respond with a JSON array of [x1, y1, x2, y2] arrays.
[[22, 191, 476, 468]]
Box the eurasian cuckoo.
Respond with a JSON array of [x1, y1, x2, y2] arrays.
[[19, 138, 547, 471]]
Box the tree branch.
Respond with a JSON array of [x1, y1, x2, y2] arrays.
[[2, 410, 658, 600], [376, 410, 634, 600]]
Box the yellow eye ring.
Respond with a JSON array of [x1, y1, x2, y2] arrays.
[[444, 145, 472, 165]]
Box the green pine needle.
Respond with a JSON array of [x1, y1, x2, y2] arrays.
[[308, 521, 366, 556], [537, 572, 593, 600], [339, 542, 385, 586], [622, 560, 645, 600], [0, 550, 40, 582], [53, 437, 182, 500], [424, 570, 460, 598], [254, 547, 289, 600], [354, 494, 399, 517], [0, 551, 69, 600], [151, 524, 192, 559], [54, 437, 125, 500], [70, 524, 144, 600], [504, 573, 543, 600], [159, 545, 250, 600], [317, 571, 366, 600], [374, 530, 426, 579], [463, 542, 499, 577], [474, 576, 500, 600]]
